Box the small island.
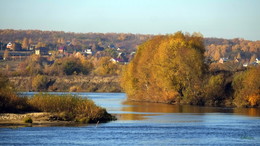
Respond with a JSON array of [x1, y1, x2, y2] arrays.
[[0, 75, 115, 127]]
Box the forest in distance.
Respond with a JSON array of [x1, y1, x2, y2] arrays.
[[0, 29, 260, 108]]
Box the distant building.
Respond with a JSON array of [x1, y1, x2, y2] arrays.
[[6, 42, 22, 51], [6, 42, 12, 49], [85, 49, 93, 55], [58, 46, 66, 53], [243, 63, 248, 67], [29, 45, 36, 50], [35, 47, 49, 56], [219, 58, 229, 64]]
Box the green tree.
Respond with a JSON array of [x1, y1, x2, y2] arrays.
[[62, 57, 82, 75]]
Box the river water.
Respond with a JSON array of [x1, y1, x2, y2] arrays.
[[1, 92, 260, 145]]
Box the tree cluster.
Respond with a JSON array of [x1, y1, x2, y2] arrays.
[[121, 32, 207, 104], [121, 32, 260, 107]]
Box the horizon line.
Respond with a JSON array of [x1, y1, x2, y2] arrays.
[[0, 28, 258, 41]]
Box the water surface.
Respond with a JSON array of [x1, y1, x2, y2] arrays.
[[1, 92, 260, 145]]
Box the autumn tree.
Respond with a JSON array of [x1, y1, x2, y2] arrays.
[[32, 75, 49, 91], [3, 49, 9, 60], [47, 56, 93, 76], [36, 42, 46, 48], [94, 57, 119, 76], [28, 38, 33, 45], [22, 37, 29, 49], [62, 57, 82, 75], [121, 32, 207, 104], [232, 66, 260, 107], [249, 54, 257, 63], [18, 55, 43, 75]]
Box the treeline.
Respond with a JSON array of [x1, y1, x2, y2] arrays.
[[205, 38, 260, 61], [0, 29, 259, 61], [0, 54, 122, 92], [2, 54, 120, 76], [121, 32, 260, 107], [0, 29, 152, 53]]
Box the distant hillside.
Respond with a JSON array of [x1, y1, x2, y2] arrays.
[[0, 29, 259, 61]]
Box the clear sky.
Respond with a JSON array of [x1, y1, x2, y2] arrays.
[[0, 0, 259, 40]]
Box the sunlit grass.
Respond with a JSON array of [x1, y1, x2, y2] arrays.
[[0, 89, 115, 123], [28, 93, 115, 123]]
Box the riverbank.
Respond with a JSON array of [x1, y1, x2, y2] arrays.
[[9, 75, 122, 92], [0, 112, 110, 128], [0, 112, 67, 127]]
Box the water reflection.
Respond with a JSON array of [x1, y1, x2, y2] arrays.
[[19, 92, 260, 119], [234, 108, 260, 117], [121, 100, 260, 119]]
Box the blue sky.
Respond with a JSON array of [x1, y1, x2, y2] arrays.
[[0, 0, 259, 40]]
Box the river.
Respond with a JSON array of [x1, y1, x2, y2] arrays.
[[1, 92, 260, 145]]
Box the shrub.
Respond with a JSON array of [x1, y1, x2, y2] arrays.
[[23, 117, 33, 123], [203, 74, 226, 106], [94, 57, 119, 76], [69, 85, 81, 92], [32, 75, 49, 91], [0, 74, 33, 113], [62, 58, 82, 75]]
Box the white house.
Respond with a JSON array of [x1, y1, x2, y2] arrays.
[[219, 58, 229, 64], [6, 42, 12, 49], [243, 63, 248, 67], [85, 49, 92, 55]]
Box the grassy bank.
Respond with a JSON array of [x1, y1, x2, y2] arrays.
[[0, 75, 115, 124], [28, 93, 115, 123]]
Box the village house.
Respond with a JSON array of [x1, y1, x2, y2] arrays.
[[6, 42, 12, 49], [29, 44, 36, 50], [110, 52, 129, 64], [219, 58, 229, 64], [35, 47, 49, 56], [243, 63, 248, 67], [85, 49, 93, 55], [58, 46, 66, 53], [6, 42, 22, 51]]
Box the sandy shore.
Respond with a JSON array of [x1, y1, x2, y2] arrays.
[[0, 112, 77, 128]]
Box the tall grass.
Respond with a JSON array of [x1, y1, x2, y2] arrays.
[[0, 88, 32, 113], [28, 93, 114, 123]]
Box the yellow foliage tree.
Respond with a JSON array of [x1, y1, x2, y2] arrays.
[[121, 32, 206, 104], [233, 66, 260, 107]]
